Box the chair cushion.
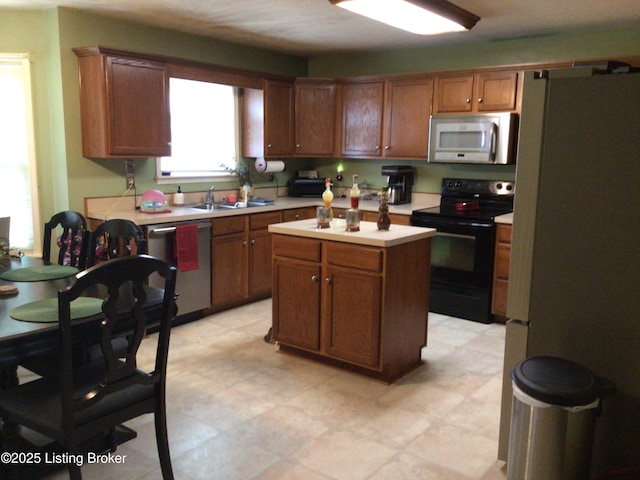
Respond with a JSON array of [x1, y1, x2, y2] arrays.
[[0, 364, 155, 442]]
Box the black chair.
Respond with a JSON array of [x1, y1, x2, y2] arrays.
[[88, 219, 146, 266], [42, 211, 89, 270], [0, 255, 177, 480]]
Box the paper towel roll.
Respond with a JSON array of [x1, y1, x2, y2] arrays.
[[255, 158, 285, 173]]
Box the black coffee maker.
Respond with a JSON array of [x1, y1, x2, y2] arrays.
[[381, 165, 413, 205]]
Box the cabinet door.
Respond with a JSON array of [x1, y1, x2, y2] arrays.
[[273, 258, 321, 351], [384, 78, 432, 158], [295, 82, 336, 156], [249, 228, 273, 298], [107, 57, 171, 156], [491, 224, 512, 318], [475, 72, 518, 112], [264, 80, 294, 156], [324, 265, 381, 368], [341, 82, 384, 157], [211, 231, 248, 308], [76, 51, 171, 158], [433, 75, 474, 113]]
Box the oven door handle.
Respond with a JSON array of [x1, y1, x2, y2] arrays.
[[411, 218, 494, 229]]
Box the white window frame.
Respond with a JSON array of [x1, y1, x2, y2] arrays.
[[0, 54, 40, 254], [155, 77, 242, 185]]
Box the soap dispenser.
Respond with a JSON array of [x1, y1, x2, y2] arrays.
[[174, 186, 185, 205]]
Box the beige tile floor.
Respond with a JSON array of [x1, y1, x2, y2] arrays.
[[39, 299, 508, 480]]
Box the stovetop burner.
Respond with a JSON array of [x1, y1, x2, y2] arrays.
[[412, 178, 515, 223]]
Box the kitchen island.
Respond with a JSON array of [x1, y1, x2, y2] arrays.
[[269, 218, 436, 383]]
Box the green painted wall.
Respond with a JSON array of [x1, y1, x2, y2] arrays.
[[2, 7, 640, 223], [309, 24, 640, 77], [0, 7, 307, 222]]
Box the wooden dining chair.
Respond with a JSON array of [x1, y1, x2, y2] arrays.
[[0, 255, 177, 480], [42, 211, 89, 270], [87, 219, 146, 266]]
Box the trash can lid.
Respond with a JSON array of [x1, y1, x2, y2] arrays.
[[511, 356, 601, 407]]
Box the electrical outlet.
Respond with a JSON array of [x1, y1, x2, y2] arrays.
[[124, 160, 135, 190]]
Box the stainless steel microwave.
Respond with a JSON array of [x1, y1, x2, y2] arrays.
[[428, 112, 518, 164]]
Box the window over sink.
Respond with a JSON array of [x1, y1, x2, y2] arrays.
[[155, 77, 240, 184]]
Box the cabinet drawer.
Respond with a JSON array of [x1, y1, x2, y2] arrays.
[[496, 224, 512, 244], [211, 216, 246, 236], [360, 211, 378, 222], [332, 208, 348, 219], [273, 235, 321, 262], [250, 211, 282, 230], [327, 242, 383, 272], [283, 207, 316, 222]]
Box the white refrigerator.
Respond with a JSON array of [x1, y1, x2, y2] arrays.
[[497, 68, 640, 475]]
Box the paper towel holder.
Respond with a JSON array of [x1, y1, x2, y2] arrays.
[[255, 158, 285, 181]]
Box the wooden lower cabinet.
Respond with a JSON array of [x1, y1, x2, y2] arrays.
[[325, 263, 381, 368], [210, 211, 281, 311], [272, 233, 431, 383], [491, 224, 512, 322]]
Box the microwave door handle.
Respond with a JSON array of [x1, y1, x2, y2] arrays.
[[490, 123, 498, 160]]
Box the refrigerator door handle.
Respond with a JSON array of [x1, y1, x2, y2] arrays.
[[506, 318, 529, 327]]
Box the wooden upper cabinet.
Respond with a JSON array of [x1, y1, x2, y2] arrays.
[[74, 48, 171, 158], [341, 82, 385, 157], [434, 71, 519, 114], [475, 72, 519, 111], [341, 78, 432, 159], [264, 79, 295, 156], [383, 78, 433, 158], [294, 80, 337, 156]]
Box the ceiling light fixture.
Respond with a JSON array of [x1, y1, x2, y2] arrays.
[[329, 0, 480, 35]]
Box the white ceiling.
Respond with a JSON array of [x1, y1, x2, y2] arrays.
[[3, 0, 640, 56]]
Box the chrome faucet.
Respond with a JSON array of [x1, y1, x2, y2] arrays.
[[205, 185, 215, 206]]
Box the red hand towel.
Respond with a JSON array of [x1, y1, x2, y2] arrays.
[[174, 224, 199, 272]]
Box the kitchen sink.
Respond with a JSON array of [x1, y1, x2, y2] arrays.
[[189, 202, 236, 210], [189, 200, 273, 211]]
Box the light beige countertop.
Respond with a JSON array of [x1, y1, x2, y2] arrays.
[[268, 218, 436, 248], [495, 212, 513, 225], [86, 193, 441, 226]]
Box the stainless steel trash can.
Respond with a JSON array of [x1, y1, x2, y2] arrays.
[[507, 356, 603, 480]]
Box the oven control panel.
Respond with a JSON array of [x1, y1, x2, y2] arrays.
[[442, 178, 515, 196]]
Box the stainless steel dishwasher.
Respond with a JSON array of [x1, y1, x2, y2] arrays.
[[146, 220, 211, 317]]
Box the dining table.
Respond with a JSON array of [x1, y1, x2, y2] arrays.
[[0, 253, 174, 479], [0, 254, 171, 383]]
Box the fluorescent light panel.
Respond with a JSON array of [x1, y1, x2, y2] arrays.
[[330, 0, 480, 35]]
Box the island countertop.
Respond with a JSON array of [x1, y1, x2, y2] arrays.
[[268, 218, 436, 248]]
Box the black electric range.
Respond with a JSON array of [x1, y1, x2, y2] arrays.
[[411, 178, 515, 323]]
